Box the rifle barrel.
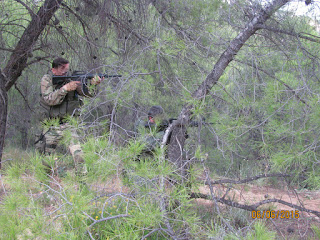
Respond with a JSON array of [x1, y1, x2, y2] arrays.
[[52, 74, 122, 80]]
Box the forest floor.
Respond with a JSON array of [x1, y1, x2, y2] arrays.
[[1, 163, 320, 239], [86, 174, 320, 239]]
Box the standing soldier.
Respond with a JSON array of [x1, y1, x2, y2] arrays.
[[35, 57, 102, 165]]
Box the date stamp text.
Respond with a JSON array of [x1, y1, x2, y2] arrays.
[[251, 210, 299, 219]]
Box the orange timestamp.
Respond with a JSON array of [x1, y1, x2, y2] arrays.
[[251, 210, 299, 219]]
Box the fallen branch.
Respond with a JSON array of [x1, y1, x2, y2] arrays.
[[251, 198, 320, 217], [190, 192, 320, 218], [205, 173, 290, 185]]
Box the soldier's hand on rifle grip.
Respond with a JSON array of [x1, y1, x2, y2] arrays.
[[91, 76, 103, 85], [62, 81, 81, 91]]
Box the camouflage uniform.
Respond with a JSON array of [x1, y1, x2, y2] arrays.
[[39, 71, 82, 118], [35, 71, 84, 163], [134, 106, 169, 154]]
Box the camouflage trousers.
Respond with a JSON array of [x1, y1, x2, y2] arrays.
[[35, 123, 83, 163]]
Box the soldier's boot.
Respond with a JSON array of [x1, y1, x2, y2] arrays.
[[69, 145, 87, 176], [35, 134, 46, 154], [69, 144, 83, 162]]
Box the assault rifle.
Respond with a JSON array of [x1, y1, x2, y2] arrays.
[[144, 118, 214, 131], [52, 71, 122, 96]]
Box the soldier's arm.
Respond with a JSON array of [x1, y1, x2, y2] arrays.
[[41, 74, 68, 106]]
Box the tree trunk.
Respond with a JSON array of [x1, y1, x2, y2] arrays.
[[0, 0, 63, 167], [168, 0, 292, 176], [21, 77, 30, 150], [167, 124, 188, 181], [20, 127, 28, 150], [4, 0, 63, 90], [0, 70, 8, 168]]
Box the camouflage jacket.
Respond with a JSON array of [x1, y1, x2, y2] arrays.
[[41, 71, 68, 106], [39, 71, 81, 119], [134, 118, 169, 152]]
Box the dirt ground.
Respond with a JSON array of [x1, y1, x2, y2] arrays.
[[195, 184, 320, 239]]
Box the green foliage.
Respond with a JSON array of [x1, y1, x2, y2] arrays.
[[0, 0, 33, 47], [246, 221, 276, 240], [42, 118, 61, 129], [311, 224, 320, 240], [1, 140, 205, 239]]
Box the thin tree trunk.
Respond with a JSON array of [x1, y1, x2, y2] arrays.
[[0, 70, 8, 168], [21, 77, 30, 150]]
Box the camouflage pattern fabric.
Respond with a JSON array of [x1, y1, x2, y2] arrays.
[[134, 106, 169, 153], [36, 71, 95, 173], [134, 119, 166, 153], [35, 123, 83, 164], [41, 72, 68, 106]]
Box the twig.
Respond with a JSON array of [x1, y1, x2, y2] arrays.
[[131, 71, 159, 76], [87, 229, 95, 240], [26, 56, 50, 66], [201, 161, 238, 235], [88, 214, 129, 228], [235, 59, 309, 107], [13, 83, 34, 113], [269, 218, 286, 240], [1, 158, 13, 164], [14, 0, 36, 18], [257, 24, 320, 44], [141, 228, 161, 240]]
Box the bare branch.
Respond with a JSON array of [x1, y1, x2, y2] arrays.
[[172, 0, 293, 128], [105, 13, 147, 43], [190, 192, 320, 217], [257, 24, 320, 43], [88, 214, 130, 228], [26, 56, 50, 66], [60, 2, 95, 56], [14, 0, 36, 18], [192, 170, 320, 217], [13, 83, 34, 113], [235, 59, 310, 107], [205, 173, 290, 185], [0, 47, 14, 52], [141, 228, 161, 240], [251, 198, 320, 217]]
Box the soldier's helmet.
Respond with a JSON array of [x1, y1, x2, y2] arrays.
[[148, 105, 164, 118]]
